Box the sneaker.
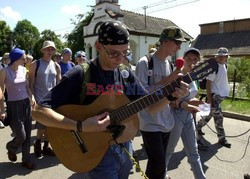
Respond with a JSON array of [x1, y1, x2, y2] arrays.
[[7, 151, 17, 162], [218, 139, 231, 148], [34, 140, 42, 157], [43, 147, 55, 156], [197, 140, 208, 150], [0, 120, 5, 129]]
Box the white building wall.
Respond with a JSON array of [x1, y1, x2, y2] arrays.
[[83, 1, 191, 63]]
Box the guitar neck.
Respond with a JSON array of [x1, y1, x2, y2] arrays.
[[109, 74, 192, 124]]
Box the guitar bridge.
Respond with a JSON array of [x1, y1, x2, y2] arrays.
[[106, 125, 125, 140], [71, 130, 88, 153]]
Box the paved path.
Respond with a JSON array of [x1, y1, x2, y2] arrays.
[[0, 116, 249, 179]]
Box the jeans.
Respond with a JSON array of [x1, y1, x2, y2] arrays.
[[165, 111, 206, 179], [84, 141, 132, 179]]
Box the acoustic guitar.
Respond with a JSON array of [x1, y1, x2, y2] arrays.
[[47, 58, 218, 172]]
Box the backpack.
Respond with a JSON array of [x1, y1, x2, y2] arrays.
[[79, 62, 91, 104], [35, 60, 40, 78], [145, 53, 174, 85], [199, 63, 226, 89]]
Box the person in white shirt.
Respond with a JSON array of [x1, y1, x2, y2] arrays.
[[196, 47, 231, 148]]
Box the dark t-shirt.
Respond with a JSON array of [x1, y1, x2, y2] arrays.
[[40, 59, 145, 109], [59, 61, 75, 76]]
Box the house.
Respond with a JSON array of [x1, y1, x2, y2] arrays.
[[83, 0, 193, 64], [193, 18, 250, 58]]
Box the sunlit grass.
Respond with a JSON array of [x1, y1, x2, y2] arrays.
[[222, 99, 250, 115]]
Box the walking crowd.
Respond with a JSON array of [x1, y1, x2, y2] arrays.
[[0, 19, 234, 179]]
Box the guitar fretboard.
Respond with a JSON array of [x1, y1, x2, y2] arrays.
[[109, 74, 192, 124]]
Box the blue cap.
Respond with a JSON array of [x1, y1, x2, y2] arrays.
[[74, 51, 87, 59], [9, 48, 25, 66], [62, 48, 72, 55]]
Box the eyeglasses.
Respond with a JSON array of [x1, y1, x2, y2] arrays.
[[102, 45, 131, 58], [173, 40, 182, 46]]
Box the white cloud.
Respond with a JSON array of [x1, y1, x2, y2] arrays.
[[61, 5, 83, 16], [0, 6, 21, 22]]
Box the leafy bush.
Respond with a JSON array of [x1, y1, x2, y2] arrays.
[[227, 57, 250, 98]]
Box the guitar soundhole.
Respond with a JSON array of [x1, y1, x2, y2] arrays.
[[106, 125, 125, 140]]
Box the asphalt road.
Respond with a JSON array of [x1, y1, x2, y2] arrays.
[[0, 116, 249, 179]]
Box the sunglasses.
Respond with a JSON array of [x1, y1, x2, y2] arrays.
[[174, 40, 182, 46]]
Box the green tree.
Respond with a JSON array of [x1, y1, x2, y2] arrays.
[[65, 11, 94, 57], [32, 29, 63, 59], [13, 19, 40, 53], [0, 20, 12, 56]]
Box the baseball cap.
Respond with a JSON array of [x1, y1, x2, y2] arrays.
[[216, 47, 229, 56], [159, 26, 186, 42], [184, 47, 200, 57], [42, 40, 56, 50], [98, 20, 129, 45]]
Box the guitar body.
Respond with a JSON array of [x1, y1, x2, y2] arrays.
[[47, 93, 139, 173]]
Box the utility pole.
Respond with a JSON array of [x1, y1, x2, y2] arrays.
[[142, 6, 148, 29]]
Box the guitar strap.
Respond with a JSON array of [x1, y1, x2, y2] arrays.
[[79, 62, 91, 104], [119, 143, 149, 179], [145, 53, 174, 86]]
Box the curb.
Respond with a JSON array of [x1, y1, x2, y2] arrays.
[[223, 111, 250, 122]]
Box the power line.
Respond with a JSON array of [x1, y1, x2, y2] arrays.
[[147, 0, 200, 14], [129, 0, 199, 13], [129, 0, 176, 12]]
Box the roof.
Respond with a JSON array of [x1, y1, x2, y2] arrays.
[[193, 30, 250, 56], [120, 10, 193, 40]]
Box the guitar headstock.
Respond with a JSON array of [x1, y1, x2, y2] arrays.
[[189, 58, 218, 81]]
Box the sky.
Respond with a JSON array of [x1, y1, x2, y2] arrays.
[[1, 0, 250, 40]]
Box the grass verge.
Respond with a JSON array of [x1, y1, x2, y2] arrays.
[[222, 99, 250, 115]]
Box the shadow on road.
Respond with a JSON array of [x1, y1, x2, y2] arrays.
[[133, 137, 222, 174], [0, 153, 60, 179]]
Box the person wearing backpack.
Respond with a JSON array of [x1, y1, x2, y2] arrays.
[[135, 26, 187, 179], [32, 20, 189, 178], [29, 40, 61, 158], [196, 47, 231, 148]]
